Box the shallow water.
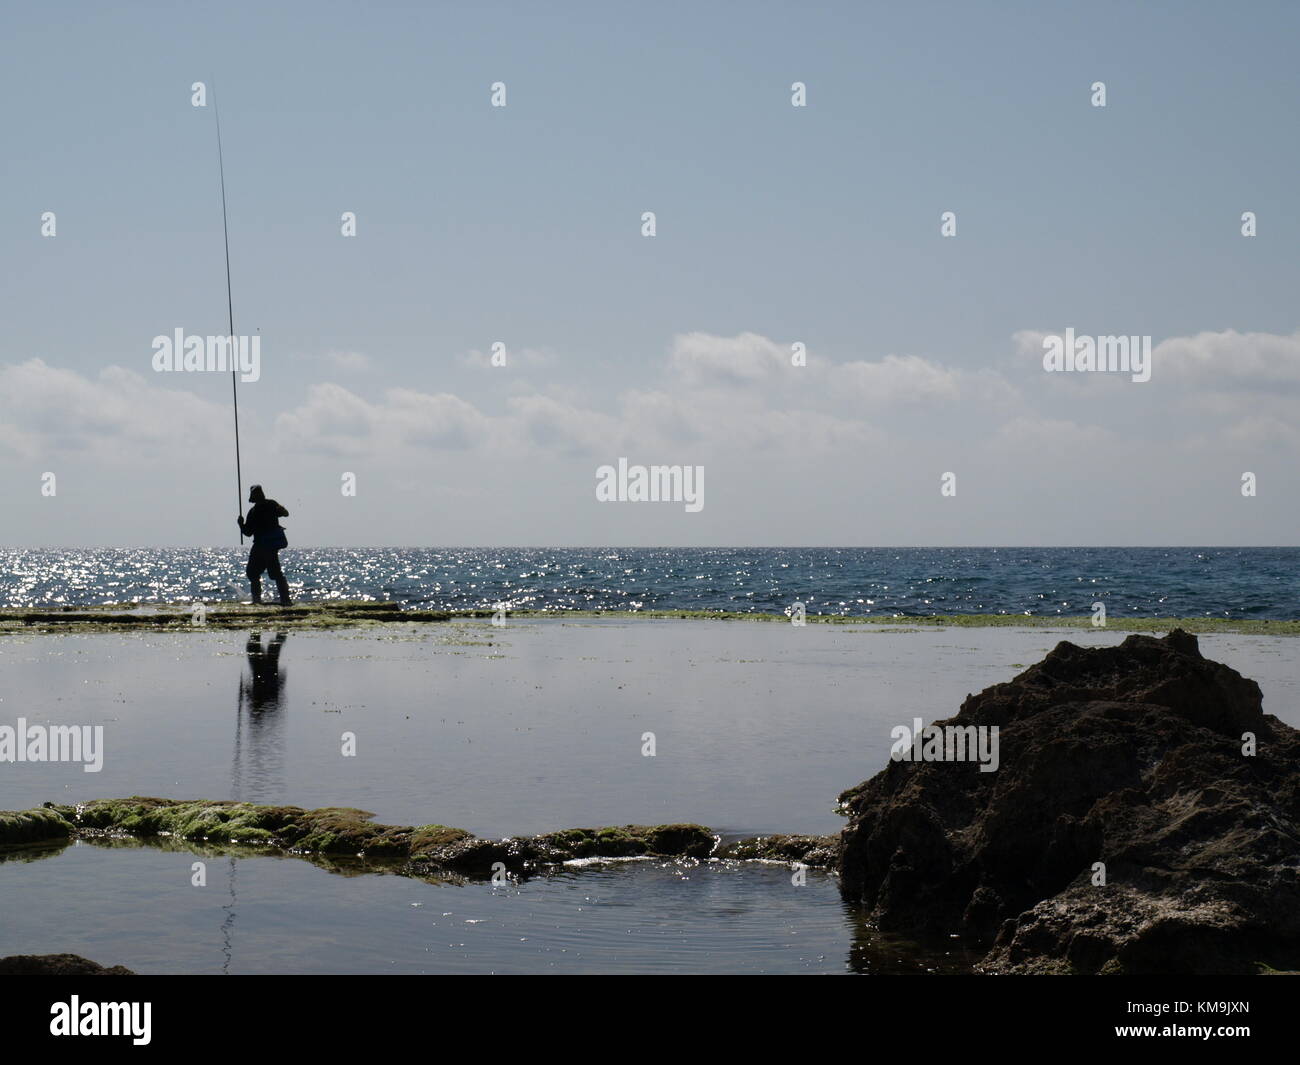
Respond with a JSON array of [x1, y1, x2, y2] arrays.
[[1, 620, 1296, 835], [1, 620, 1295, 973], [0, 840, 970, 975]]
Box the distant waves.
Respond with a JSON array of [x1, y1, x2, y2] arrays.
[[1, 547, 1295, 619]]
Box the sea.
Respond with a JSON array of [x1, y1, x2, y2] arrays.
[[1, 546, 1296, 617]]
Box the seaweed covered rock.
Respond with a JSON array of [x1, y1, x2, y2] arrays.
[[53, 798, 420, 854], [836, 630, 1300, 974], [27, 798, 719, 879], [0, 807, 73, 847]]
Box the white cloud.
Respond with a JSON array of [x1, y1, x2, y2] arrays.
[[273, 383, 487, 456], [1154, 328, 1300, 388], [833, 353, 962, 406], [0, 359, 225, 460], [1221, 413, 1300, 449], [993, 416, 1114, 451], [505, 393, 621, 454], [668, 331, 791, 386], [5, 326, 1297, 488], [1014, 327, 1300, 392], [665, 332, 1017, 415]]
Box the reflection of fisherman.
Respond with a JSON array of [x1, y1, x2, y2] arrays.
[[241, 631, 287, 712], [235, 631, 289, 812], [238, 485, 290, 606]]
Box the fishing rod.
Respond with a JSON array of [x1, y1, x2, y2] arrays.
[[213, 82, 245, 545]]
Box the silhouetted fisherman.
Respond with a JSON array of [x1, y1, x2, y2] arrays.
[[238, 485, 291, 605]]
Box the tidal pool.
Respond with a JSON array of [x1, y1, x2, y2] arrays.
[[0, 619, 1293, 973], [0, 838, 980, 975]]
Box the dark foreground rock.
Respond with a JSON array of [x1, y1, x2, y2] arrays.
[[837, 629, 1300, 974], [0, 954, 134, 975]]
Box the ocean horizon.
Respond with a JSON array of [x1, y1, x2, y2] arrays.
[[4, 545, 1296, 618]]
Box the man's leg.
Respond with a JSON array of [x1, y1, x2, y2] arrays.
[[246, 549, 265, 604], [267, 550, 291, 606]]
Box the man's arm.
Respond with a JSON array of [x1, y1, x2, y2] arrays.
[[276, 502, 289, 518]]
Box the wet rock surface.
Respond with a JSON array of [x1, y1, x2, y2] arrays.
[[0, 600, 456, 632], [407, 824, 719, 877], [836, 629, 1300, 973], [714, 834, 839, 866]]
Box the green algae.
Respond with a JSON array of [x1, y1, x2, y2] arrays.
[[0, 808, 73, 849], [15, 798, 729, 880], [409, 824, 474, 854], [56, 798, 418, 856]]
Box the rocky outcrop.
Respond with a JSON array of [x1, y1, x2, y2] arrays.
[[714, 834, 839, 866], [4, 798, 722, 879], [2, 795, 840, 888], [837, 629, 1300, 973], [0, 953, 134, 975], [4, 798, 844, 878], [407, 824, 718, 877], [59, 797, 432, 855]]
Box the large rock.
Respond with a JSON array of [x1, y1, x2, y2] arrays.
[[837, 630, 1300, 973], [0, 954, 134, 975]]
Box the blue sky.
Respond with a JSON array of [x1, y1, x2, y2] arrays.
[[3, 1, 1298, 545]]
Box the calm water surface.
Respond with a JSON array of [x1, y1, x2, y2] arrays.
[[0, 841, 974, 975], [1, 620, 1294, 973]]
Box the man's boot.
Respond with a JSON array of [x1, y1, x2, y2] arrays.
[[250, 577, 263, 605], [275, 577, 291, 606]]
